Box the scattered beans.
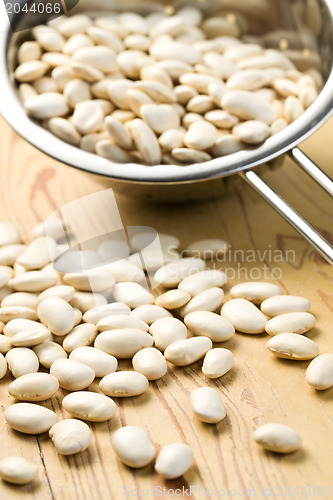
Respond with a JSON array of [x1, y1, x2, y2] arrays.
[[254, 423, 302, 453], [0, 217, 327, 483]]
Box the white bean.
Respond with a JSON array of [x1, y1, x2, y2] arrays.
[[97, 314, 148, 332], [112, 282, 154, 308], [230, 282, 283, 304], [10, 271, 58, 292], [178, 269, 227, 296], [58, 15, 92, 37], [18, 41, 41, 63], [184, 312, 234, 342], [164, 336, 212, 366], [149, 317, 187, 351], [233, 120, 270, 144], [16, 237, 57, 270], [265, 312, 316, 335], [184, 121, 218, 150], [254, 423, 302, 453], [50, 358, 95, 390], [180, 287, 224, 316], [99, 371, 149, 397], [267, 333, 319, 360], [0, 244, 26, 266], [24, 92, 69, 119], [222, 90, 275, 124], [0, 306, 38, 323], [38, 297, 75, 336], [8, 373, 59, 401], [38, 285, 76, 303], [306, 353, 333, 390], [155, 290, 191, 309], [132, 347, 167, 380], [72, 101, 104, 135], [15, 60, 49, 83], [62, 324, 97, 353], [33, 341, 67, 369], [69, 346, 117, 377], [5, 403, 57, 434], [190, 387, 226, 423], [112, 426, 155, 468], [130, 304, 172, 324], [62, 391, 117, 422], [95, 328, 153, 358], [49, 419, 91, 455], [261, 295, 311, 316], [154, 258, 205, 288], [6, 348, 39, 378], [83, 303, 131, 324], [73, 46, 117, 74], [221, 298, 267, 334], [155, 443, 193, 479], [62, 33, 94, 55], [0, 456, 38, 485], [202, 348, 234, 378], [128, 119, 162, 165], [141, 104, 180, 134], [0, 352, 7, 378]]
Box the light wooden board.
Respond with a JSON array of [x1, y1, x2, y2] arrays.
[[0, 115, 332, 499]]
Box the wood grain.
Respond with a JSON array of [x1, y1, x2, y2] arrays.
[[0, 115, 332, 499]]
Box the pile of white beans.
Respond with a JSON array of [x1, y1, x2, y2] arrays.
[[13, 8, 322, 165], [0, 220, 331, 486]]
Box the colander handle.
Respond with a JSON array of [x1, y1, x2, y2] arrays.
[[239, 147, 333, 265]]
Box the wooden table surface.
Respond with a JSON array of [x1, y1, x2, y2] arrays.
[[0, 114, 332, 500]]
